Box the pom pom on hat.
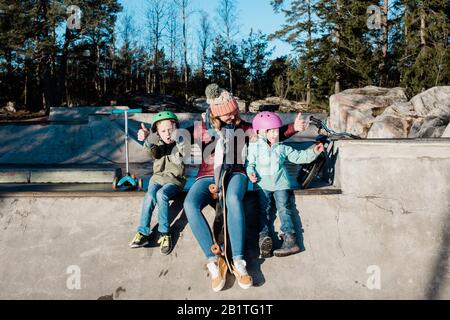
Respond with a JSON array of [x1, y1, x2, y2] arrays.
[[205, 84, 238, 117]]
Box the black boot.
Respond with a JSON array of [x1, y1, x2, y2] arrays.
[[259, 235, 273, 258], [273, 233, 300, 257]]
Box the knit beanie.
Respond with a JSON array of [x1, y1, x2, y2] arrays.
[[205, 84, 239, 117]]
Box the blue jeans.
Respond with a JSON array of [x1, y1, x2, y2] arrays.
[[184, 173, 247, 261], [256, 189, 298, 237], [137, 182, 181, 236]]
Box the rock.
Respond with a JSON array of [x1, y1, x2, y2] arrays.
[[330, 86, 407, 138], [410, 86, 450, 117], [330, 86, 450, 138], [367, 115, 411, 138], [384, 101, 417, 117], [329, 86, 408, 138], [193, 97, 209, 111], [406, 87, 450, 138], [442, 123, 450, 138], [408, 116, 449, 138], [249, 101, 279, 113], [234, 97, 247, 113], [367, 102, 417, 138], [4, 102, 16, 113], [249, 96, 307, 113]]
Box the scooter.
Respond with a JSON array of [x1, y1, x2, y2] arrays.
[[111, 108, 144, 191]]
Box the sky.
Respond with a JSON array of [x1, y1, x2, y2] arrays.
[[117, 0, 293, 65]]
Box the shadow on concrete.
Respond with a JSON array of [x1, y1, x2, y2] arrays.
[[144, 193, 189, 251], [243, 192, 267, 287], [425, 208, 450, 300], [322, 142, 340, 186]]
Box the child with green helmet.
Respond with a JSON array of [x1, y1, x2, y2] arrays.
[[130, 111, 186, 255]]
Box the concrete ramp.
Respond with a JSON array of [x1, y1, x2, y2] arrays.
[[0, 139, 449, 299]]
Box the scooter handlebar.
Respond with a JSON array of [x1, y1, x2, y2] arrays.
[[111, 108, 142, 115]]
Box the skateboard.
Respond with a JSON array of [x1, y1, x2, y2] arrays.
[[209, 167, 233, 272]]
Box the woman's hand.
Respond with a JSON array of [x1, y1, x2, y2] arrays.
[[294, 113, 307, 132], [249, 173, 258, 183], [138, 123, 150, 141]]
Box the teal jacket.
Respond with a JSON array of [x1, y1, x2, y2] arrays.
[[246, 136, 319, 191]]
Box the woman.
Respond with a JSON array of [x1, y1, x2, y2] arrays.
[[183, 84, 307, 292]]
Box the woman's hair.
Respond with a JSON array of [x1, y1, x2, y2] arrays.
[[209, 112, 242, 130]]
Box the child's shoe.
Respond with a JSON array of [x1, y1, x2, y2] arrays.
[[157, 234, 172, 255], [273, 233, 301, 257], [232, 259, 253, 289], [207, 257, 228, 292], [129, 232, 150, 248], [259, 235, 273, 258]]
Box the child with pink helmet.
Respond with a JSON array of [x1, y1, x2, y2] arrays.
[[246, 111, 324, 257]]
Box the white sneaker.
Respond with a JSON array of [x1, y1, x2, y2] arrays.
[[207, 257, 227, 292], [232, 259, 253, 289]]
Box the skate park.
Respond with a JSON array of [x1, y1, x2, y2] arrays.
[[0, 107, 449, 300]]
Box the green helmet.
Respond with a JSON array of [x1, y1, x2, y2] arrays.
[[151, 111, 179, 132]]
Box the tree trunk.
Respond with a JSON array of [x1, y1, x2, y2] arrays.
[[333, 0, 342, 94], [95, 44, 102, 99], [306, 0, 312, 105], [58, 27, 72, 106], [420, 4, 426, 47], [182, 0, 189, 102], [380, 0, 389, 87], [228, 58, 233, 94]]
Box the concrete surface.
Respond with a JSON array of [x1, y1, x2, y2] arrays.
[[0, 139, 449, 299]]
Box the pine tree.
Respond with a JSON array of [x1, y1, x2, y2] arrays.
[[241, 29, 274, 99], [399, 0, 450, 95], [270, 0, 319, 105]]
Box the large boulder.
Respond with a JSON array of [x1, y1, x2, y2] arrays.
[[407, 87, 450, 138], [367, 102, 417, 138], [410, 86, 450, 117], [408, 116, 448, 138], [442, 123, 450, 138], [330, 86, 408, 138], [3, 102, 16, 113]]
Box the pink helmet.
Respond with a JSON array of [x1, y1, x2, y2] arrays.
[[252, 111, 283, 132]]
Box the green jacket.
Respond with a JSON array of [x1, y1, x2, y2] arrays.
[[144, 139, 186, 189], [246, 136, 319, 192]]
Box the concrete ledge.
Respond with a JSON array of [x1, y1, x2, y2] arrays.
[[0, 169, 30, 183], [0, 167, 121, 184], [0, 183, 341, 198], [30, 168, 119, 184]]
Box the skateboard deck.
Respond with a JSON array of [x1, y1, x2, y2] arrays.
[[210, 168, 233, 272]]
